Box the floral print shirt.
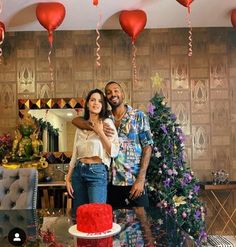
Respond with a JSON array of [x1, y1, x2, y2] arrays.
[[111, 105, 153, 186]]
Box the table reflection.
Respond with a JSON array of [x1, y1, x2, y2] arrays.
[[0, 208, 195, 246]]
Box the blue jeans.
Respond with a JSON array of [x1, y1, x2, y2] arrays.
[[71, 161, 108, 215]]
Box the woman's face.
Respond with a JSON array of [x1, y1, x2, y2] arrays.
[[87, 92, 103, 115]]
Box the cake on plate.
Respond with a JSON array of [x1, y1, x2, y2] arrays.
[[77, 237, 113, 247], [76, 203, 113, 233]]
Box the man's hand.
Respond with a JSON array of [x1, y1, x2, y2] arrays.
[[103, 122, 115, 137], [129, 178, 145, 200]]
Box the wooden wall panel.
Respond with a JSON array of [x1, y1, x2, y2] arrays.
[[0, 28, 235, 181]]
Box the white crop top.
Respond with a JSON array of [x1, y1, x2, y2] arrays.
[[69, 118, 119, 168]]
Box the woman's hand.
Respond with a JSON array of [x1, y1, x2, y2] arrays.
[[66, 178, 74, 198], [90, 120, 104, 136]]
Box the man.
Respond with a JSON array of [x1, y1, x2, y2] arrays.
[[72, 81, 153, 207]]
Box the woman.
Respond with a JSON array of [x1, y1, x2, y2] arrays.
[[66, 89, 119, 214]]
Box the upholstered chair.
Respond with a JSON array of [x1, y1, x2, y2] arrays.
[[0, 167, 38, 209]]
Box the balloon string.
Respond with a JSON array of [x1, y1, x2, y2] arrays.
[[186, 8, 193, 57], [0, 0, 4, 64], [47, 48, 54, 96], [0, 0, 3, 14], [132, 43, 137, 85], [0, 27, 4, 64], [95, 9, 102, 67]]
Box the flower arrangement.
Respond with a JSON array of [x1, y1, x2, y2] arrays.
[[146, 94, 207, 246], [0, 133, 12, 161]]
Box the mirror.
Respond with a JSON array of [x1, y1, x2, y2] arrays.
[[18, 98, 84, 154]]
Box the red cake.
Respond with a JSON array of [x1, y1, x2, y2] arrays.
[[76, 203, 113, 233]]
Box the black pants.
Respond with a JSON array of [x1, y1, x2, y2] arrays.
[[107, 183, 149, 208]]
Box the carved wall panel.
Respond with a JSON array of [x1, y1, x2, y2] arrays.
[[192, 125, 210, 160], [0, 83, 16, 116], [0, 27, 235, 181], [229, 78, 236, 113], [135, 56, 150, 91], [191, 79, 209, 113], [74, 32, 94, 69], [172, 101, 190, 135], [37, 83, 52, 99], [171, 56, 189, 90], [17, 59, 35, 94], [151, 77, 171, 104], [211, 100, 230, 135], [211, 147, 230, 172], [113, 32, 131, 70], [95, 57, 112, 83], [150, 30, 169, 68], [209, 55, 228, 89], [55, 58, 73, 92]]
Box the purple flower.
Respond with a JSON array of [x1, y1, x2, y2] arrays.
[[160, 125, 168, 134], [193, 185, 200, 194], [197, 229, 207, 245], [180, 179, 186, 187], [194, 209, 201, 220], [163, 178, 171, 187], [183, 173, 192, 183], [147, 103, 155, 115], [171, 114, 177, 121]]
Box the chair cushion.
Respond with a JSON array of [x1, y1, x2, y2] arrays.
[[0, 168, 38, 209]]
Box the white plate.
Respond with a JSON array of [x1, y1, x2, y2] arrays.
[[68, 223, 121, 239]]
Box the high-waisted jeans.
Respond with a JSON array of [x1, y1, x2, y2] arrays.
[[71, 160, 108, 215]]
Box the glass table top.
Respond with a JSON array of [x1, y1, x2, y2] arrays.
[[0, 207, 196, 246]]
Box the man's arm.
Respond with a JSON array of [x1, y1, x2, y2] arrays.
[[129, 145, 152, 200], [72, 116, 115, 137], [72, 117, 92, 130]]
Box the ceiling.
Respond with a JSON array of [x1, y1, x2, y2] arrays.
[[1, 0, 236, 32]]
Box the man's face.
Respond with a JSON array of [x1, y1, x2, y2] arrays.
[[105, 83, 124, 108]]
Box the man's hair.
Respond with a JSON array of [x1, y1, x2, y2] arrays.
[[105, 81, 123, 92]]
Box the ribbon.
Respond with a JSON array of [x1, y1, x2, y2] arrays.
[[0, 0, 3, 14], [132, 43, 137, 85], [0, 0, 4, 64], [186, 7, 193, 56], [95, 9, 102, 67], [47, 48, 54, 96], [0, 26, 4, 64]]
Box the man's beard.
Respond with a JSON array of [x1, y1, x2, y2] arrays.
[[108, 97, 123, 109]]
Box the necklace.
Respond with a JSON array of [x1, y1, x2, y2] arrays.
[[114, 108, 127, 122]]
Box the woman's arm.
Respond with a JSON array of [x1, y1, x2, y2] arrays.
[[66, 165, 74, 198], [65, 129, 79, 198]]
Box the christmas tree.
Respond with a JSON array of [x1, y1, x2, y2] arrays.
[[146, 94, 206, 245]]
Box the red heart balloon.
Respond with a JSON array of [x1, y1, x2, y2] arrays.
[[231, 9, 236, 28], [176, 0, 193, 8], [93, 0, 98, 6], [0, 21, 5, 43], [36, 2, 66, 46], [119, 10, 147, 44]]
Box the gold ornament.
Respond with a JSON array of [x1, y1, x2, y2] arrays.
[[151, 73, 163, 89]]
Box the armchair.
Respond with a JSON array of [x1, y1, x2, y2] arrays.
[[0, 167, 38, 209]]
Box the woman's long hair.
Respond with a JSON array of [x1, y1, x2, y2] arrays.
[[83, 88, 109, 120]]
